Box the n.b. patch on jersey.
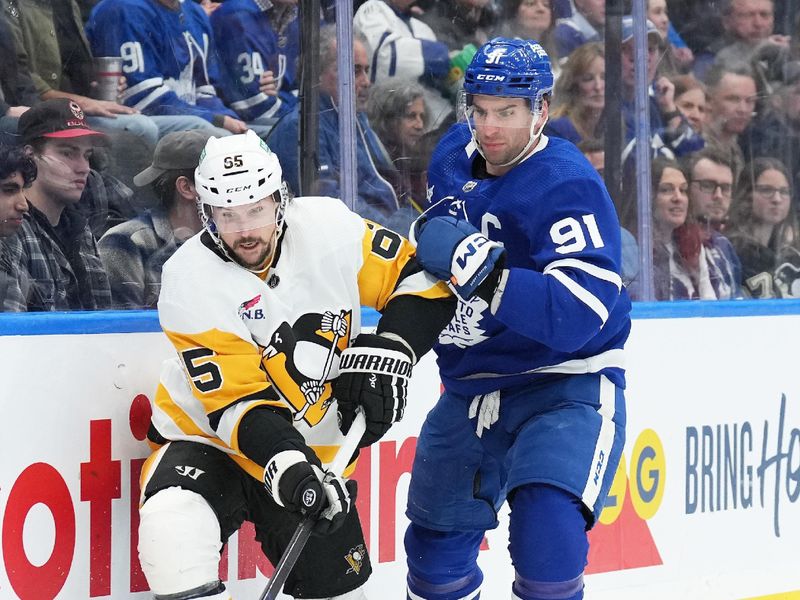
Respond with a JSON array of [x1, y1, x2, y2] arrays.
[[261, 310, 352, 426]]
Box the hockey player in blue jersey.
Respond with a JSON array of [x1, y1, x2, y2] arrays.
[[401, 38, 631, 600], [210, 0, 300, 123], [86, 0, 246, 134]]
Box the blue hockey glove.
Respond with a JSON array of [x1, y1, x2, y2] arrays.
[[414, 216, 505, 299]]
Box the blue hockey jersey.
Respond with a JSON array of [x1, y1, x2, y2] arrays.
[[86, 0, 238, 124], [210, 0, 300, 122], [424, 123, 631, 395]]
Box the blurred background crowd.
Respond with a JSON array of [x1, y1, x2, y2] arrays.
[[2, 0, 800, 311]]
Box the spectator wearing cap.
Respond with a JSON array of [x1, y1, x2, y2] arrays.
[[6, 98, 112, 311], [98, 130, 211, 309], [617, 16, 705, 232]]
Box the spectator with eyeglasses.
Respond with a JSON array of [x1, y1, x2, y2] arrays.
[[685, 147, 739, 233], [629, 157, 741, 301], [727, 157, 800, 297]]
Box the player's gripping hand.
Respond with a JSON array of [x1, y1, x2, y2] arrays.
[[413, 216, 505, 300], [335, 333, 412, 448], [263, 450, 356, 534]]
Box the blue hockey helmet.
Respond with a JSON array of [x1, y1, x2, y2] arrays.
[[463, 38, 554, 112]]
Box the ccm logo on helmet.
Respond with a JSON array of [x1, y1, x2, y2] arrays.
[[476, 74, 506, 81], [226, 185, 252, 193]]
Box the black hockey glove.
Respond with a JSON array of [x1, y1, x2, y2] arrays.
[[335, 333, 413, 448], [263, 450, 356, 534]]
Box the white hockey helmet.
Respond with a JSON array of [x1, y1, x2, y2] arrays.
[[195, 130, 290, 234], [195, 129, 283, 207]]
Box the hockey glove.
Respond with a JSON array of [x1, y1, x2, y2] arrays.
[[413, 216, 505, 300], [263, 450, 356, 534], [335, 333, 413, 448]]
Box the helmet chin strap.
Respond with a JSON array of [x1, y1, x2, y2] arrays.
[[469, 109, 548, 170]]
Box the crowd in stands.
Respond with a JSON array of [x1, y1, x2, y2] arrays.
[[2, 0, 800, 311]]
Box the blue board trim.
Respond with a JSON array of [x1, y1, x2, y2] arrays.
[[2, 300, 800, 336]]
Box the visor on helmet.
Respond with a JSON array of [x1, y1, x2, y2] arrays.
[[209, 195, 280, 233]]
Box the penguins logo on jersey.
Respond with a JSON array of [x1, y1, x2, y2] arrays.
[[261, 310, 352, 426], [344, 544, 367, 575]]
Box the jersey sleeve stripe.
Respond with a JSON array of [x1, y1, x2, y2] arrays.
[[230, 92, 271, 110], [132, 85, 172, 111], [256, 96, 283, 119], [196, 84, 218, 97], [455, 348, 625, 380], [544, 258, 622, 290], [119, 77, 164, 102], [546, 268, 609, 324]]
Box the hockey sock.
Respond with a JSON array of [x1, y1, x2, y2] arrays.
[[405, 525, 483, 600], [508, 484, 588, 600]]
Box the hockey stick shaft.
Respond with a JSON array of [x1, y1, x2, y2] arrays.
[[259, 410, 366, 600]]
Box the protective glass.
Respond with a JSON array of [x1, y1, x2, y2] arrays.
[[210, 196, 279, 233]]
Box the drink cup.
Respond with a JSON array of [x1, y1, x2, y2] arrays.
[[91, 57, 123, 102]]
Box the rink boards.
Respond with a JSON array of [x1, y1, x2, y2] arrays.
[[0, 302, 799, 599]]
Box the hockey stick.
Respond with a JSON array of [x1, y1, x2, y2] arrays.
[[258, 410, 366, 600]]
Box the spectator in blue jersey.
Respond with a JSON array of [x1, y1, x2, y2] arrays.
[[354, 0, 454, 127], [546, 41, 604, 144], [617, 16, 704, 232], [553, 0, 603, 58], [398, 38, 630, 600], [267, 27, 402, 229], [210, 0, 300, 125], [5, 99, 112, 311], [85, 0, 247, 136], [98, 129, 211, 309]]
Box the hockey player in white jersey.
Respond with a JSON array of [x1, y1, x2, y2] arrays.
[[404, 38, 631, 600], [137, 130, 454, 599]]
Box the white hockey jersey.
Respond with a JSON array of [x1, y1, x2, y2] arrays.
[[149, 195, 449, 480]]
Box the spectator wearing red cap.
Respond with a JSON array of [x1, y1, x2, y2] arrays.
[[4, 98, 112, 311]]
